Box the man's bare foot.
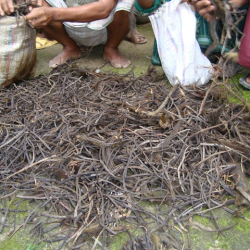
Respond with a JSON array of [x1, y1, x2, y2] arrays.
[[239, 73, 250, 90], [244, 75, 250, 84], [125, 30, 147, 44], [49, 47, 82, 68], [103, 47, 131, 68]]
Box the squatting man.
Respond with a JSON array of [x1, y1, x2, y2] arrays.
[[0, 0, 216, 69], [0, 0, 139, 69]]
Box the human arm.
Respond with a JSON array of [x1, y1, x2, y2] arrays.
[[192, 0, 248, 22], [25, 0, 117, 29]]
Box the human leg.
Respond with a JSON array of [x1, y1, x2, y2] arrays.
[[42, 22, 82, 68], [36, 30, 58, 50], [125, 12, 148, 45], [125, 29, 147, 44], [104, 10, 131, 68], [39, 1, 82, 67]]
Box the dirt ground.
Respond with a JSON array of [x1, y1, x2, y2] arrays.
[[34, 23, 250, 250], [35, 23, 163, 77], [35, 22, 250, 78], [1, 23, 250, 250]]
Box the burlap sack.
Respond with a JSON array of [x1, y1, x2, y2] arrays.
[[0, 15, 36, 88]]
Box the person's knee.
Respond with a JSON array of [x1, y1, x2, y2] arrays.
[[111, 10, 129, 26], [115, 10, 130, 18]]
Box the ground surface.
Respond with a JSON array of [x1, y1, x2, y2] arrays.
[[35, 24, 161, 77], [1, 23, 250, 250]]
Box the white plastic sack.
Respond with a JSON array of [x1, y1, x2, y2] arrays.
[[0, 16, 36, 88], [149, 0, 214, 86]]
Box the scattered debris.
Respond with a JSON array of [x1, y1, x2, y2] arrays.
[[0, 64, 250, 249]]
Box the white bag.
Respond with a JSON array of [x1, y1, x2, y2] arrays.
[[149, 0, 213, 86], [0, 16, 36, 88]]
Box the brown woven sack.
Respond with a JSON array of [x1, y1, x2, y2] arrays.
[[0, 15, 36, 88]]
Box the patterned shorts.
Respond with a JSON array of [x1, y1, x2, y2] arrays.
[[46, 0, 134, 46]]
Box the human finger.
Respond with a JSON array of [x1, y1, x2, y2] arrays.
[[25, 8, 51, 28], [192, 0, 215, 22], [0, 6, 4, 16], [0, 0, 14, 15], [26, 0, 42, 7], [36, 0, 43, 6], [26, 0, 40, 13], [198, 5, 215, 21], [200, 12, 213, 21], [194, 0, 213, 11]]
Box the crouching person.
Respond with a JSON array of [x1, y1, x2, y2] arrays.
[[0, 0, 134, 69]]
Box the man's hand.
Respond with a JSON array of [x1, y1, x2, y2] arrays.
[[0, 0, 42, 17], [229, 0, 248, 7], [25, 7, 53, 29], [191, 0, 215, 22], [28, 0, 43, 12], [0, 0, 14, 16]]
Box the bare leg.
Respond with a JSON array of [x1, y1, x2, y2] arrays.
[[125, 13, 147, 45], [37, 30, 53, 40], [41, 1, 82, 68], [104, 10, 131, 68]]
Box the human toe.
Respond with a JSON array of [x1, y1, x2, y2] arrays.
[[239, 73, 250, 90]]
